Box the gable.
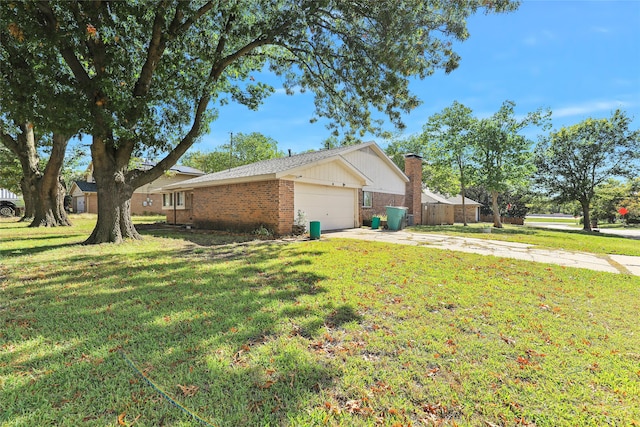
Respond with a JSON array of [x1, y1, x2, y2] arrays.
[[342, 145, 408, 195], [279, 158, 366, 188]]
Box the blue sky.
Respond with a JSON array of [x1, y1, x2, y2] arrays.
[[195, 0, 640, 154]]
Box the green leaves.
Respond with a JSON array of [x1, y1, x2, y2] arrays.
[[534, 109, 640, 229]]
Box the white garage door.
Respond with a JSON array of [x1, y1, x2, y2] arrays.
[[294, 183, 356, 231]]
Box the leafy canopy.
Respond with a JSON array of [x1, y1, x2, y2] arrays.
[[182, 132, 283, 173]]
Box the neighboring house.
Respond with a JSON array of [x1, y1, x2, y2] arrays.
[[69, 162, 204, 214], [421, 188, 482, 225], [158, 142, 424, 235], [0, 188, 22, 217]]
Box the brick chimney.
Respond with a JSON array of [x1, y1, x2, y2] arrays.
[[404, 154, 423, 222]]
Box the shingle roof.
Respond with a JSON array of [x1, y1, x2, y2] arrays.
[[445, 195, 482, 206], [74, 181, 97, 193], [164, 142, 378, 189], [422, 188, 481, 206], [139, 162, 204, 176]]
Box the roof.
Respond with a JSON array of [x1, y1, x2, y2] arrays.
[[73, 181, 98, 193], [422, 188, 481, 206], [161, 141, 399, 191], [138, 162, 204, 176]]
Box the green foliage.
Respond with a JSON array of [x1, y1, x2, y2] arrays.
[[2, 216, 639, 426], [534, 110, 640, 228], [591, 178, 630, 223], [472, 100, 550, 194], [0, 145, 22, 193], [183, 132, 283, 173], [3, 1, 522, 241], [421, 101, 477, 196]]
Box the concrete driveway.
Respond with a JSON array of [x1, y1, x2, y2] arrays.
[[325, 228, 640, 276]]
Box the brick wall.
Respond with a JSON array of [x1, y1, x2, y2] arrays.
[[360, 190, 405, 221], [404, 154, 423, 222], [130, 193, 163, 215], [189, 180, 294, 235]]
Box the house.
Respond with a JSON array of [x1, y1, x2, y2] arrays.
[[158, 142, 424, 235], [421, 188, 482, 225], [69, 162, 204, 214]]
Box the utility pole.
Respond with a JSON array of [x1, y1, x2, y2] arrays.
[[228, 132, 233, 171]]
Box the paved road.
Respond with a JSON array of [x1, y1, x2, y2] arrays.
[[525, 222, 640, 240], [325, 228, 640, 276]]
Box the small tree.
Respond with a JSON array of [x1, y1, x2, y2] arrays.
[[183, 132, 283, 173], [472, 100, 549, 228], [534, 110, 640, 231], [421, 101, 477, 226]]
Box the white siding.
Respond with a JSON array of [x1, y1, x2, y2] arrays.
[[343, 147, 406, 194], [0, 188, 19, 200], [281, 159, 363, 188]]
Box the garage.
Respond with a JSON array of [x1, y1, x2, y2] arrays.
[[294, 182, 357, 231]]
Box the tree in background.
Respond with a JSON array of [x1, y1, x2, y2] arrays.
[[591, 178, 629, 224], [534, 110, 640, 231], [472, 100, 550, 228], [0, 146, 21, 195], [4, 1, 519, 243], [620, 178, 640, 224], [183, 132, 283, 173], [592, 178, 640, 224], [421, 101, 476, 225], [1, 10, 82, 226], [386, 135, 460, 197]]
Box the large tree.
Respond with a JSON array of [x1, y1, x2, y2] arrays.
[[1, 10, 80, 226], [183, 132, 283, 173], [472, 100, 549, 228], [534, 110, 640, 231], [6, 0, 519, 243]]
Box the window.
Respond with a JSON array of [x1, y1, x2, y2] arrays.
[[363, 191, 372, 208], [175, 192, 184, 207], [163, 193, 173, 207]]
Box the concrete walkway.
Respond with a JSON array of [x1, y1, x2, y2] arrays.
[[325, 228, 640, 276]]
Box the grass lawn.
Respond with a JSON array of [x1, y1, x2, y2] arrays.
[[409, 223, 640, 256], [2, 216, 639, 426], [524, 217, 580, 224]]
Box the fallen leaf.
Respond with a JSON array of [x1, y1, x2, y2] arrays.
[[177, 384, 199, 397], [117, 412, 127, 426]]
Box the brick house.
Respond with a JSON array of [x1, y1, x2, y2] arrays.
[[69, 162, 204, 214], [159, 142, 424, 235]]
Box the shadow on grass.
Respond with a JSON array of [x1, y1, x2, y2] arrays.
[[1, 237, 342, 426]]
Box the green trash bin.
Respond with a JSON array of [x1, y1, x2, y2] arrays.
[[309, 221, 321, 240], [385, 206, 408, 231], [371, 216, 380, 230]]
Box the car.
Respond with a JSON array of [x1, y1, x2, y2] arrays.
[[0, 200, 17, 217]]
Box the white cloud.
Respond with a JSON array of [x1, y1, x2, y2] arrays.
[[553, 100, 631, 118], [274, 85, 303, 95], [591, 26, 610, 34]]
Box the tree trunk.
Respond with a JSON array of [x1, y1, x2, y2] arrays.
[[492, 190, 502, 228], [30, 133, 71, 227], [460, 184, 468, 226], [3, 124, 70, 225], [84, 136, 140, 244], [19, 175, 36, 221], [581, 200, 592, 231]]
